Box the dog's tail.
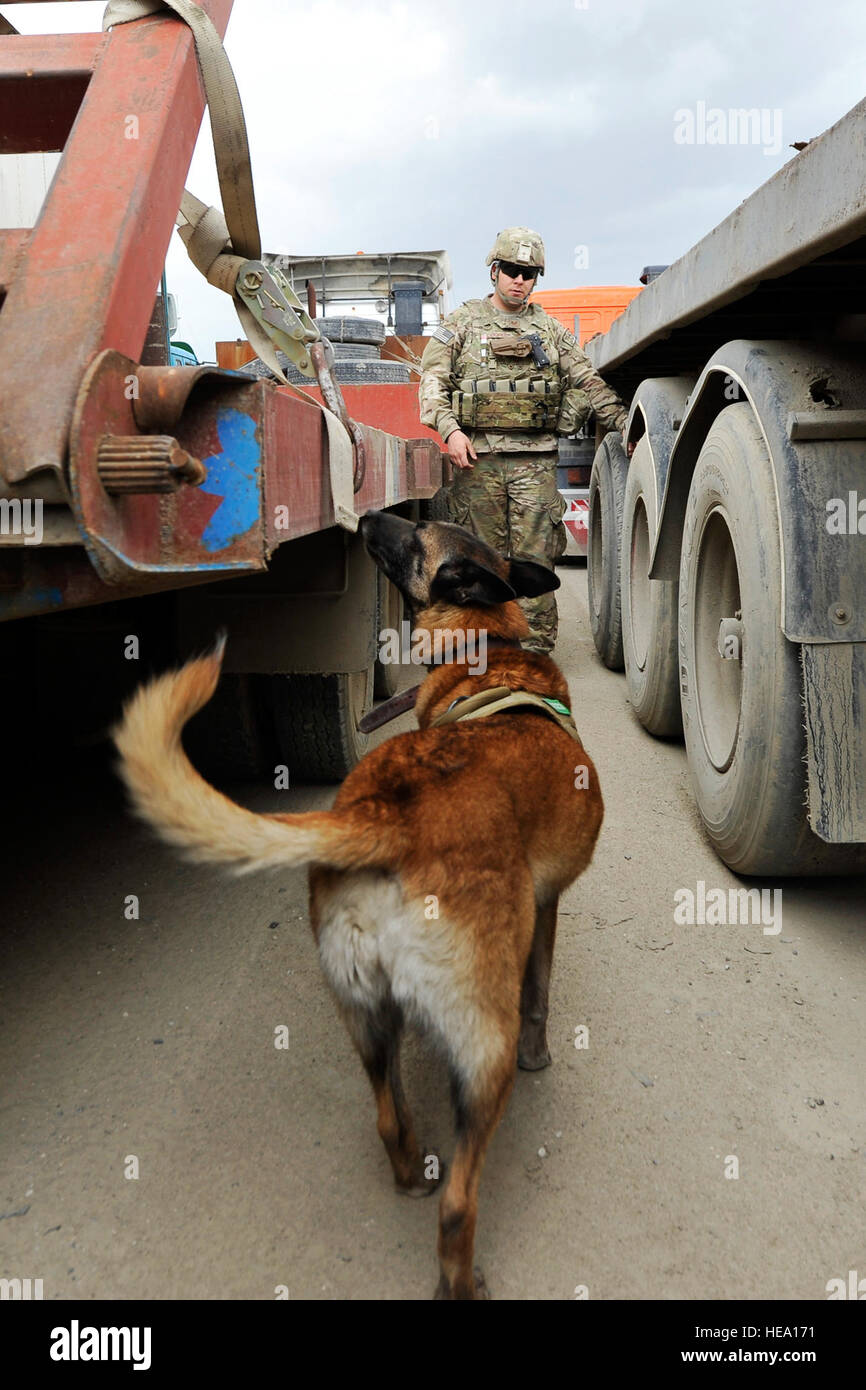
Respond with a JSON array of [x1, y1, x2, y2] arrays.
[[113, 637, 397, 876]]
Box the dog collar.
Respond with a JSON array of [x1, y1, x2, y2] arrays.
[[429, 686, 581, 742], [357, 636, 525, 735]]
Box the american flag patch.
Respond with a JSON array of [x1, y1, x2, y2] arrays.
[[432, 325, 455, 343]]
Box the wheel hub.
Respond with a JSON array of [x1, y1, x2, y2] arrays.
[[628, 496, 651, 671], [693, 507, 742, 771]]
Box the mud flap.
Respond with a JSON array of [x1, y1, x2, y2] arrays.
[[801, 642, 866, 843]]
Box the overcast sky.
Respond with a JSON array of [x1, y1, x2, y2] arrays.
[[13, 0, 866, 359]]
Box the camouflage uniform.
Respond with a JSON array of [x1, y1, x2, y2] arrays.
[[419, 294, 628, 651]]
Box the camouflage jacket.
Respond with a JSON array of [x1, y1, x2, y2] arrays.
[[418, 295, 628, 453]]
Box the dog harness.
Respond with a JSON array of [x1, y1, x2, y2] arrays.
[[429, 685, 582, 743]]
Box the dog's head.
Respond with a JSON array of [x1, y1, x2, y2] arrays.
[[360, 510, 559, 616]]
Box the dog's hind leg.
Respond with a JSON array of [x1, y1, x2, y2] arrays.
[[342, 1000, 440, 1198], [435, 1028, 518, 1300], [517, 896, 559, 1071]]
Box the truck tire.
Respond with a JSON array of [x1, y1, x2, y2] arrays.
[[315, 316, 386, 346], [679, 402, 866, 875], [587, 431, 629, 669], [620, 435, 681, 735], [183, 672, 271, 780], [422, 488, 451, 522], [268, 667, 373, 783], [374, 568, 404, 699]]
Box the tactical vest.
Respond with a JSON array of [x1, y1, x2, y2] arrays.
[[450, 301, 563, 432]]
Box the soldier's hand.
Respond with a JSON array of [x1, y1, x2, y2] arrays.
[[447, 430, 477, 470]]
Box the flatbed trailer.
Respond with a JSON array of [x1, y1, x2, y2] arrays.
[[585, 94, 866, 874], [0, 1, 446, 780]]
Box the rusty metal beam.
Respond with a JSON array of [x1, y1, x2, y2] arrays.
[[0, 33, 104, 153], [0, 1, 232, 492]]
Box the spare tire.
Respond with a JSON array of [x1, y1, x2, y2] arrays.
[[234, 351, 306, 383], [332, 360, 410, 383], [315, 316, 386, 346], [329, 342, 380, 360], [236, 353, 410, 385]]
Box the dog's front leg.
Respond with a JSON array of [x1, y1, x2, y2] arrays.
[[518, 897, 559, 1070]]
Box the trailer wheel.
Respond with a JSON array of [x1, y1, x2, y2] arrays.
[[587, 431, 629, 669], [620, 436, 681, 735], [268, 667, 373, 783], [374, 569, 403, 698], [680, 402, 865, 875], [423, 488, 451, 522], [183, 673, 271, 780]]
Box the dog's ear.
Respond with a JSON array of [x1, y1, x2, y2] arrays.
[[507, 558, 560, 597], [429, 557, 516, 608]]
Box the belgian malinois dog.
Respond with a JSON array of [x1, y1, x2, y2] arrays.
[[114, 512, 603, 1299]]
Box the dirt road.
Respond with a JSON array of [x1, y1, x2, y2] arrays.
[[2, 563, 864, 1301]]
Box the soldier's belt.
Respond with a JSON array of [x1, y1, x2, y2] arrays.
[[452, 377, 562, 430]]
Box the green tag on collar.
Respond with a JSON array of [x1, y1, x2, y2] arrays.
[[542, 697, 571, 716]]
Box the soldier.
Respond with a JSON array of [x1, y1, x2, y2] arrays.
[[419, 227, 629, 652]]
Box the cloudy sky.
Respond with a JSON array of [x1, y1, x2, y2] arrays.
[[13, 0, 866, 359]]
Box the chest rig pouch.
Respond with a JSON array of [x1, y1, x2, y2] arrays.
[[452, 377, 562, 430]]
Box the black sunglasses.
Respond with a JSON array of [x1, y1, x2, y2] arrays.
[[498, 260, 539, 281]]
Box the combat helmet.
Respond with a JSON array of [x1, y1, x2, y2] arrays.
[[486, 226, 545, 275]]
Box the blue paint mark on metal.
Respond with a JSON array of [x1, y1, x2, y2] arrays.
[[200, 409, 261, 552], [0, 585, 64, 621]]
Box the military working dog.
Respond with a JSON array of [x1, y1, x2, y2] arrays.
[[113, 511, 603, 1299]]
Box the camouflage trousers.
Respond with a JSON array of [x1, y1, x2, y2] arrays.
[[446, 451, 567, 652]]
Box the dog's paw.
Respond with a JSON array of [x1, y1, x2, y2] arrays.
[[472, 1267, 491, 1300], [396, 1153, 444, 1198], [433, 1267, 491, 1300], [517, 1041, 552, 1071]]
